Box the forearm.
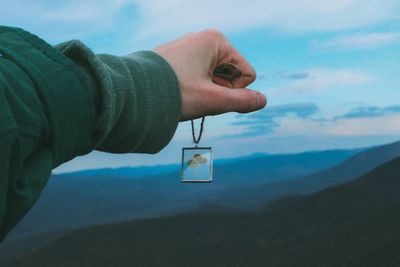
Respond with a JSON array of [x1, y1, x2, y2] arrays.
[[0, 26, 181, 240], [56, 41, 181, 153]]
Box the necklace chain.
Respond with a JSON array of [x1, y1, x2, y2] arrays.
[[191, 117, 205, 145]]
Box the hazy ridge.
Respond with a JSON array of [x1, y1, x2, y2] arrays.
[[7, 156, 400, 266]]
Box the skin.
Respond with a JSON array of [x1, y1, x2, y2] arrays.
[[153, 29, 267, 121]]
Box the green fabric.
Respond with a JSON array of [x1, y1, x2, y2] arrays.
[[0, 26, 181, 241]]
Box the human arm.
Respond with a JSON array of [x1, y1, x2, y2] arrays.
[[0, 26, 181, 240], [0, 26, 265, 240]]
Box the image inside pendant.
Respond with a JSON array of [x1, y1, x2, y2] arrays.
[[181, 147, 213, 183]]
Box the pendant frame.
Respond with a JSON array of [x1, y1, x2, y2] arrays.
[[181, 146, 213, 183]]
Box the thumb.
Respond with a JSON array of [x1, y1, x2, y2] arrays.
[[207, 83, 267, 115]]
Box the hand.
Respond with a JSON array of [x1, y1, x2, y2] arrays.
[[153, 29, 267, 121]]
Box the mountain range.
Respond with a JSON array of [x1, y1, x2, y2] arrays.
[[1, 141, 400, 266], [6, 155, 400, 266], [214, 140, 400, 207], [4, 148, 363, 241]]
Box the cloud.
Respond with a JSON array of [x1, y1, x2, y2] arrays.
[[2, 0, 400, 43], [4, 0, 130, 23], [271, 113, 400, 139], [0, 0, 134, 41], [230, 103, 400, 138], [231, 102, 320, 137], [274, 71, 310, 80], [133, 0, 400, 39], [313, 32, 400, 50], [248, 102, 320, 120], [272, 68, 373, 95], [337, 105, 400, 119], [320, 114, 400, 137]]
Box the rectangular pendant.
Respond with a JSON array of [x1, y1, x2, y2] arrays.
[[181, 147, 213, 183]]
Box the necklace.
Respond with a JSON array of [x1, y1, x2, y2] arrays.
[[181, 117, 212, 183], [181, 63, 242, 183]]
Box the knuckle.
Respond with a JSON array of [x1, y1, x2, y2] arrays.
[[183, 31, 197, 38], [201, 28, 226, 42], [243, 72, 256, 86], [251, 68, 257, 82]]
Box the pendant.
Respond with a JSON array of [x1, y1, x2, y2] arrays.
[[181, 146, 213, 183], [179, 63, 241, 183]]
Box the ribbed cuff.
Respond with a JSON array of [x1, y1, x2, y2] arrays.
[[56, 40, 181, 154], [122, 51, 181, 153]]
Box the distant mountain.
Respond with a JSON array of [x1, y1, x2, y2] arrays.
[[62, 149, 360, 185], [7, 157, 400, 267], [293, 139, 400, 192], [215, 140, 400, 207], [2, 148, 359, 243], [64, 164, 180, 178], [62, 152, 269, 178]]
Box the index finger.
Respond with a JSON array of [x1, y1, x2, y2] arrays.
[[216, 42, 257, 89]]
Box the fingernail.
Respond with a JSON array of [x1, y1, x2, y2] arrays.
[[256, 92, 267, 109]]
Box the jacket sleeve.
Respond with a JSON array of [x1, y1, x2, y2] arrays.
[[0, 26, 181, 240]]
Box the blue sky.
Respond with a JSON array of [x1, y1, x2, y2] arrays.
[[2, 1, 400, 172]]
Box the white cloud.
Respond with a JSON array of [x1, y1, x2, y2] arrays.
[[54, 112, 400, 173], [328, 114, 400, 136], [1, 0, 131, 41], [273, 114, 400, 137], [2, 0, 129, 23], [133, 0, 400, 39], [2, 0, 400, 42], [313, 32, 400, 50], [272, 68, 373, 95]]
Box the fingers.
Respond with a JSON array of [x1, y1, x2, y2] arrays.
[[199, 29, 256, 89], [212, 62, 255, 89], [180, 81, 267, 121], [205, 83, 267, 115], [157, 28, 266, 121], [225, 51, 257, 89], [215, 36, 256, 88]]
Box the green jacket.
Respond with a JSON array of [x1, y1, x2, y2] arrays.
[[0, 26, 181, 241]]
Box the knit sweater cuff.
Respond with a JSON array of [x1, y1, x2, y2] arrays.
[[57, 40, 181, 154], [121, 51, 182, 153]]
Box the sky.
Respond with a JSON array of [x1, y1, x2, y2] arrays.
[[2, 0, 400, 173]]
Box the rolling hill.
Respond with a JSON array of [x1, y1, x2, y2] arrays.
[[7, 156, 400, 267], [3, 148, 360, 242], [214, 140, 400, 207]]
